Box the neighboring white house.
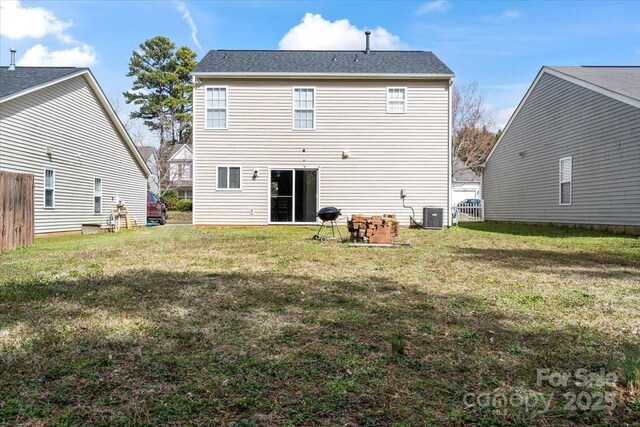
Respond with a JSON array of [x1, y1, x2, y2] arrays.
[[168, 144, 193, 200], [452, 158, 481, 205], [0, 62, 150, 234], [191, 35, 454, 226], [483, 66, 640, 235]]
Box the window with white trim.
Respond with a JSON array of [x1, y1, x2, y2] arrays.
[[559, 157, 572, 205], [217, 166, 241, 190], [44, 169, 55, 208], [206, 87, 227, 129], [94, 178, 102, 213], [293, 88, 315, 129], [182, 164, 191, 179], [387, 87, 406, 113]]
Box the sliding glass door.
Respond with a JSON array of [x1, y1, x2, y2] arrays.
[[270, 169, 317, 223]]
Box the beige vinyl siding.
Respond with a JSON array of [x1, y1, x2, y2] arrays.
[[484, 72, 640, 226], [0, 75, 147, 233], [193, 78, 450, 225]]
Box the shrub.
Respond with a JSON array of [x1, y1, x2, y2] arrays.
[[176, 199, 193, 212], [161, 190, 178, 210]]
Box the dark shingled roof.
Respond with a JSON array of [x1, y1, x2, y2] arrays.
[[0, 66, 87, 99], [547, 66, 640, 102], [193, 50, 453, 76]]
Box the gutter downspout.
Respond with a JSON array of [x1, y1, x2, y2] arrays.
[[447, 77, 453, 227]]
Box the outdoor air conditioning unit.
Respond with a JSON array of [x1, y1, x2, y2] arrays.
[[422, 207, 444, 229]]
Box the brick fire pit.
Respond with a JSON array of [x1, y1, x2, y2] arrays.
[[347, 214, 399, 244]]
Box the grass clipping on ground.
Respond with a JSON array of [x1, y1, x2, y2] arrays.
[[1, 223, 639, 425]]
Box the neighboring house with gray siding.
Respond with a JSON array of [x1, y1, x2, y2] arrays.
[[0, 65, 150, 234], [483, 66, 640, 234], [191, 37, 454, 226]]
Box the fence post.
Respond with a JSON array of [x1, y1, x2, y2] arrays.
[[481, 199, 485, 222]]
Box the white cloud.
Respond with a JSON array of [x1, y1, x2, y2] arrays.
[[0, 0, 71, 40], [417, 0, 450, 15], [0, 1, 98, 67], [279, 13, 404, 50], [18, 43, 97, 67], [501, 10, 522, 19], [496, 107, 516, 129], [174, 1, 202, 51]]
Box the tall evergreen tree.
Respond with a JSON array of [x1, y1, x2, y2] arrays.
[[124, 36, 197, 194]]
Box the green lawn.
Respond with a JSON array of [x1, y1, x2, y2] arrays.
[[1, 224, 639, 426]]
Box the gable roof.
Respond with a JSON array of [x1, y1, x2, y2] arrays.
[[193, 50, 453, 77], [0, 66, 88, 100], [485, 65, 640, 164], [547, 66, 640, 102], [168, 143, 192, 161], [138, 145, 157, 163], [0, 67, 150, 177], [453, 158, 481, 183]]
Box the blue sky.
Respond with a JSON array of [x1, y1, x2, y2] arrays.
[[1, 0, 638, 131]]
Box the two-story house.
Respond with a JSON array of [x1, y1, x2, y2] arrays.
[[168, 144, 193, 200], [191, 33, 453, 226]]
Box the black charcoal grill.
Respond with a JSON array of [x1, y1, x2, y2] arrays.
[[313, 207, 343, 242]]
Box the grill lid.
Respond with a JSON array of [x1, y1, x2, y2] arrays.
[[317, 207, 341, 221]]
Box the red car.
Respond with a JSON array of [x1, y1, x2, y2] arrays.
[[147, 191, 167, 225]]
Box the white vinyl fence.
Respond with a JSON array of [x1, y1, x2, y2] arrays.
[[452, 199, 484, 223]]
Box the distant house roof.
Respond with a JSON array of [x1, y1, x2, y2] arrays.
[[168, 143, 192, 161], [138, 145, 157, 163], [0, 66, 150, 177], [453, 158, 481, 183], [192, 50, 453, 77], [547, 66, 640, 102], [0, 66, 87, 100]]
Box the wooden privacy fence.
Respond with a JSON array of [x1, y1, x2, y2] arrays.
[[0, 171, 34, 251]]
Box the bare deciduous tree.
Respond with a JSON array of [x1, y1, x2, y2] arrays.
[[110, 96, 181, 197], [452, 82, 496, 179]]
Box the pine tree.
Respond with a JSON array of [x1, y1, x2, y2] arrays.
[[124, 36, 197, 195]]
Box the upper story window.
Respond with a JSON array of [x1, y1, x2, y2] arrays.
[[173, 163, 191, 180], [293, 88, 315, 130], [44, 168, 55, 208], [206, 87, 227, 129], [387, 87, 407, 113], [181, 163, 191, 179], [559, 156, 572, 205]]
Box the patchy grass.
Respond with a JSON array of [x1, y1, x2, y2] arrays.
[[167, 210, 192, 224], [1, 223, 639, 425]]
